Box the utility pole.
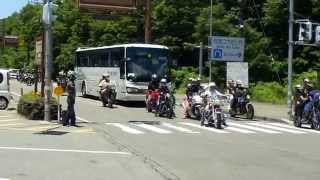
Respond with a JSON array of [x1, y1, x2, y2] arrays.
[[43, 0, 53, 121], [209, 0, 213, 82], [144, 0, 151, 43], [287, 0, 294, 120], [199, 42, 203, 78]]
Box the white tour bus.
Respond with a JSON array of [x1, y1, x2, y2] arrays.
[[75, 44, 170, 101]]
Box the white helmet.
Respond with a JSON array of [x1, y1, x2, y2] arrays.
[[209, 82, 216, 87], [102, 74, 110, 78], [304, 78, 310, 83], [58, 71, 64, 76], [236, 80, 242, 85], [67, 71, 76, 80], [160, 78, 167, 83]]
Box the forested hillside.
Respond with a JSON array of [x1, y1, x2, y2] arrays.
[[1, 0, 320, 103]]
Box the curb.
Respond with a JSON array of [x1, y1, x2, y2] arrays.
[[254, 115, 292, 125]]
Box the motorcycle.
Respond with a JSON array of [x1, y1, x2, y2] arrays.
[[155, 91, 175, 119], [229, 94, 254, 119], [294, 97, 320, 130], [201, 95, 227, 129], [186, 92, 204, 120], [101, 85, 117, 108], [145, 89, 160, 112]]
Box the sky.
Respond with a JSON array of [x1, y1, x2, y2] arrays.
[[0, 0, 29, 19]]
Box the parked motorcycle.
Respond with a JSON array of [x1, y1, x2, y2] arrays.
[[145, 89, 160, 112], [294, 96, 320, 130], [101, 85, 117, 108], [186, 92, 204, 120], [229, 94, 254, 119], [155, 91, 175, 119], [201, 95, 227, 129]]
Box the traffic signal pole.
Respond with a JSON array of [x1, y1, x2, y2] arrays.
[[144, 0, 151, 43], [287, 0, 294, 120], [43, 0, 53, 121]]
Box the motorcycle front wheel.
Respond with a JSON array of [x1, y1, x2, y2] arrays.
[[246, 104, 255, 119], [215, 114, 222, 129]]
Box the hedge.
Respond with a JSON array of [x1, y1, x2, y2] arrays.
[[17, 92, 59, 120]]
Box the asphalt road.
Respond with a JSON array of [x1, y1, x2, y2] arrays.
[[1, 80, 320, 180]]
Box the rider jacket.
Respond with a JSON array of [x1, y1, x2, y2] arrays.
[[99, 79, 111, 93]]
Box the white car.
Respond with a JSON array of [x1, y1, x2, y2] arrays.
[[9, 69, 20, 79], [0, 69, 11, 110]]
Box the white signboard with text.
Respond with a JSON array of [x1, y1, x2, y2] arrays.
[[210, 36, 245, 62], [227, 62, 249, 87]]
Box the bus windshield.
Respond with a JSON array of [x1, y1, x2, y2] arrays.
[[126, 47, 169, 82]]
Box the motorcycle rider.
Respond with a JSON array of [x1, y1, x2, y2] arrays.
[[302, 81, 316, 120], [148, 74, 159, 91], [226, 80, 236, 95], [98, 74, 111, 107], [293, 84, 306, 119], [183, 78, 200, 118]]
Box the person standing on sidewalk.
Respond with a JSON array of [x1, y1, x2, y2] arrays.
[[66, 71, 76, 126]]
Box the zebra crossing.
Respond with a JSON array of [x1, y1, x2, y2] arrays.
[[105, 121, 320, 135]]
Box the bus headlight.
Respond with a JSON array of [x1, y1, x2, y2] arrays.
[[127, 87, 139, 93]]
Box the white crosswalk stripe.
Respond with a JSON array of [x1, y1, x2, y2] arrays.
[[269, 123, 320, 134], [224, 126, 256, 134], [132, 123, 172, 134], [103, 122, 320, 136], [106, 123, 144, 134], [0, 123, 24, 127], [162, 123, 200, 134], [180, 122, 230, 134], [248, 123, 307, 134], [228, 122, 282, 134]]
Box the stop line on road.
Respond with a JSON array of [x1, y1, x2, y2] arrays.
[[105, 121, 320, 135]]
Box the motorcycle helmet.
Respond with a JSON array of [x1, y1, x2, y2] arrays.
[[160, 78, 167, 84], [102, 74, 110, 79], [303, 78, 310, 84], [295, 84, 302, 90], [67, 71, 76, 80], [151, 74, 157, 81]]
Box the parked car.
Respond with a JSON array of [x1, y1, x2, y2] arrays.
[[9, 69, 20, 79], [0, 69, 11, 110]]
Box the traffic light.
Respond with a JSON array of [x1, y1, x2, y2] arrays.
[[42, 2, 57, 25], [315, 26, 320, 44], [298, 22, 312, 41]]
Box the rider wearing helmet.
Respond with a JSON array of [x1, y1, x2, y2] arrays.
[[226, 80, 236, 95], [159, 78, 170, 94], [148, 74, 159, 91], [294, 84, 306, 119], [98, 74, 111, 106]]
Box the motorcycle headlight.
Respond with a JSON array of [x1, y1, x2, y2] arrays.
[[247, 95, 251, 99], [126, 87, 139, 93]]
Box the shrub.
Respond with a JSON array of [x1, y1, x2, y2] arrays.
[[17, 92, 58, 120], [251, 82, 286, 104]]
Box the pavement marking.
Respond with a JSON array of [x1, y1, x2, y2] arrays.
[[22, 125, 61, 131], [228, 122, 282, 134], [132, 123, 172, 134], [224, 126, 256, 134], [248, 123, 307, 134], [0, 178, 10, 180], [269, 123, 320, 134], [161, 123, 200, 134], [180, 122, 230, 134], [0, 146, 131, 155], [0, 123, 24, 127], [0, 116, 10, 118], [76, 116, 92, 123], [106, 123, 145, 134], [0, 119, 19, 122]]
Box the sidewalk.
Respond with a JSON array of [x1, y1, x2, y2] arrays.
[[253, 102, 291, 124]]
